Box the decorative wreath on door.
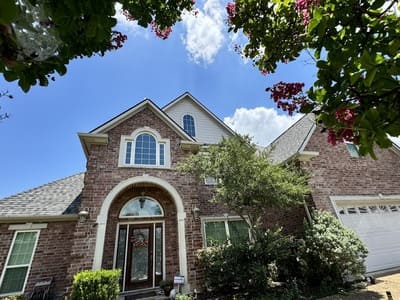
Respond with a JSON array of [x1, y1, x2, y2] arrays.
[[130, 232, 148, 248]]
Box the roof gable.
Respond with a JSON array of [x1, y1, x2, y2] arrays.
[[163, 92, 235, 144], [268, 114, 316, 163], [90, 99, 195, 141]]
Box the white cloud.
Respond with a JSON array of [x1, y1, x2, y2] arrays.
[[114, 3, 147, 36], [224, 107, 302, 146], [181, 0, 225, 64]]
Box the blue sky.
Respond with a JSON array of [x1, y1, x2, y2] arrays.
[[0, 0, 333, 198]]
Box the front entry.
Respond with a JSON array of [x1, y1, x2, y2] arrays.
[[116, 223, 164, 292]]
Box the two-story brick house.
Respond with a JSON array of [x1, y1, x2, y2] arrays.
[[0, 93, 399, 299]]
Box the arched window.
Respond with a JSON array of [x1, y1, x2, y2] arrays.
[[120, 197, 164, 218], [134, 133, 157, 165], [119, 127, 170, 168], [183, 114, 196, 137]]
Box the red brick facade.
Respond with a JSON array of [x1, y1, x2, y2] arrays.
[[302, 129, 400, 212], [0, 222, 76, 298]]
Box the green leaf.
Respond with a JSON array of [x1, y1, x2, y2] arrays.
[[364, 67, 377, 87], [3, 71, 18, 82], [360, 50, 375, 68], [18, 78, 31, 93], [0, 0, 19, 24]]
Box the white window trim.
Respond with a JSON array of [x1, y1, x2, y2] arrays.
[[204, 177, 217, 185], [182, 113, 196, 138], [0, 230, 40, 297], [119, 196, 165, 218], [200, 216, 250, 248], [118, 127, 171, 168]]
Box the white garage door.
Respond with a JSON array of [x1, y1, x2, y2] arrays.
[[336, 202, 400, 273]]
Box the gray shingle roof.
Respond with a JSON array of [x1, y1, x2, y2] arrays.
[[0, 173, 84, 217], [268, 114, 316, 163]]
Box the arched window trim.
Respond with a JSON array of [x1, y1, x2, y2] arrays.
[[119, 196, 165, 218], [182, 114, 196, 137], [118, 127, 171, 168]]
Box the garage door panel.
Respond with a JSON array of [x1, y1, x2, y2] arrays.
[[337, 202, 400, 273]]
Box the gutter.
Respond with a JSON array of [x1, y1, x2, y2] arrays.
[[0, 214, 79, 224]]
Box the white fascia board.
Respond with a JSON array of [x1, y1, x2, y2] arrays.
[[78, 133, 108, 158]]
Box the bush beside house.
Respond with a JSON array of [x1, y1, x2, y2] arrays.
[[70, 269, 120, 300], [198, 210, 368, 299]]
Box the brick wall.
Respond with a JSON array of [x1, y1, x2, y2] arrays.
[[303, 129, 400, 212], [65, 105, 308, 294], [0, 221, 76, 299]]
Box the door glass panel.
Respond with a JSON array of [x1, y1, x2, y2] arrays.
[[116, 226, 127, 285], [155, 226, 162, 276], [130, 228, 149, 282]]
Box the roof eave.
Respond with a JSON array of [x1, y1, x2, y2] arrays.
[[78, 133, 108, 158], [0, 214, 79, 223]]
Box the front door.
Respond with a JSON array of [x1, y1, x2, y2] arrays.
[[121, 223, 163, 291]]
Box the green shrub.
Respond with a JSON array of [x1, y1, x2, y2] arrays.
[[197, 228, 298, 297], [302, 210, 368, 290], [175, 294, 193, 300], [70, 269, 120, 300], [0, 295, 24, 300]]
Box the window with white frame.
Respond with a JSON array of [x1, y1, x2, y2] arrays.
[[119, 128, 170, 168], [0, 231, 39, 296], [202, 218, 249, 247], [183, 114, 196, 137]]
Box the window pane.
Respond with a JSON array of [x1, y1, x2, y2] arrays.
[[228, 220, 249, 244], [183, 115, 196, 137], [205, 221, 227, 246], [134, 134, 156, 165], [120, 198, 163, 217], [0, 267, 28, 294], [125, 142, 132, 164], [159, 144, 165, 166], [116, 226, 127, 286], [155, 226, 162, 276], [345, 143, 360, 158], [8, 232, 38, 266]]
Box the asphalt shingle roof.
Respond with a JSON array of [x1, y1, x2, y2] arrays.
[[268, 114, 316, 163], [0, 173, 84, 217]]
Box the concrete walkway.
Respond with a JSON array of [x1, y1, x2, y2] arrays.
[[321, 272, 400, 300]]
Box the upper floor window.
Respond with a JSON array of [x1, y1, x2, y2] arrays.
[[119, 127, 170, 168], [183, 114, 196, 137], [345, 142, 360, 158]]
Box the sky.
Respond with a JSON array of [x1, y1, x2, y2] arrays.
[[0, 0, 398, 199]]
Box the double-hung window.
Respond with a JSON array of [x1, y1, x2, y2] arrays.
[[120, 128, 170, 168], [0, 231, 39, 296], [202, 218, 249, 247]]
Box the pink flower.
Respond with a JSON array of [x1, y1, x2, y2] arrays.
[[151, 21, 172, 40], [226, 2, 236, 21]]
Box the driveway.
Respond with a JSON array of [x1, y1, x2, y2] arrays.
[[321, 272, 400, 300]]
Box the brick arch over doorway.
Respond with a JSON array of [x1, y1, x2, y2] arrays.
[[102, 185, 178, 277], [92, 176, 188, 288]]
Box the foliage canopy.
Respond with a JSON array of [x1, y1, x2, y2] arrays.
[[179, 135, 310, 233], [227, 0, 400, 156]]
